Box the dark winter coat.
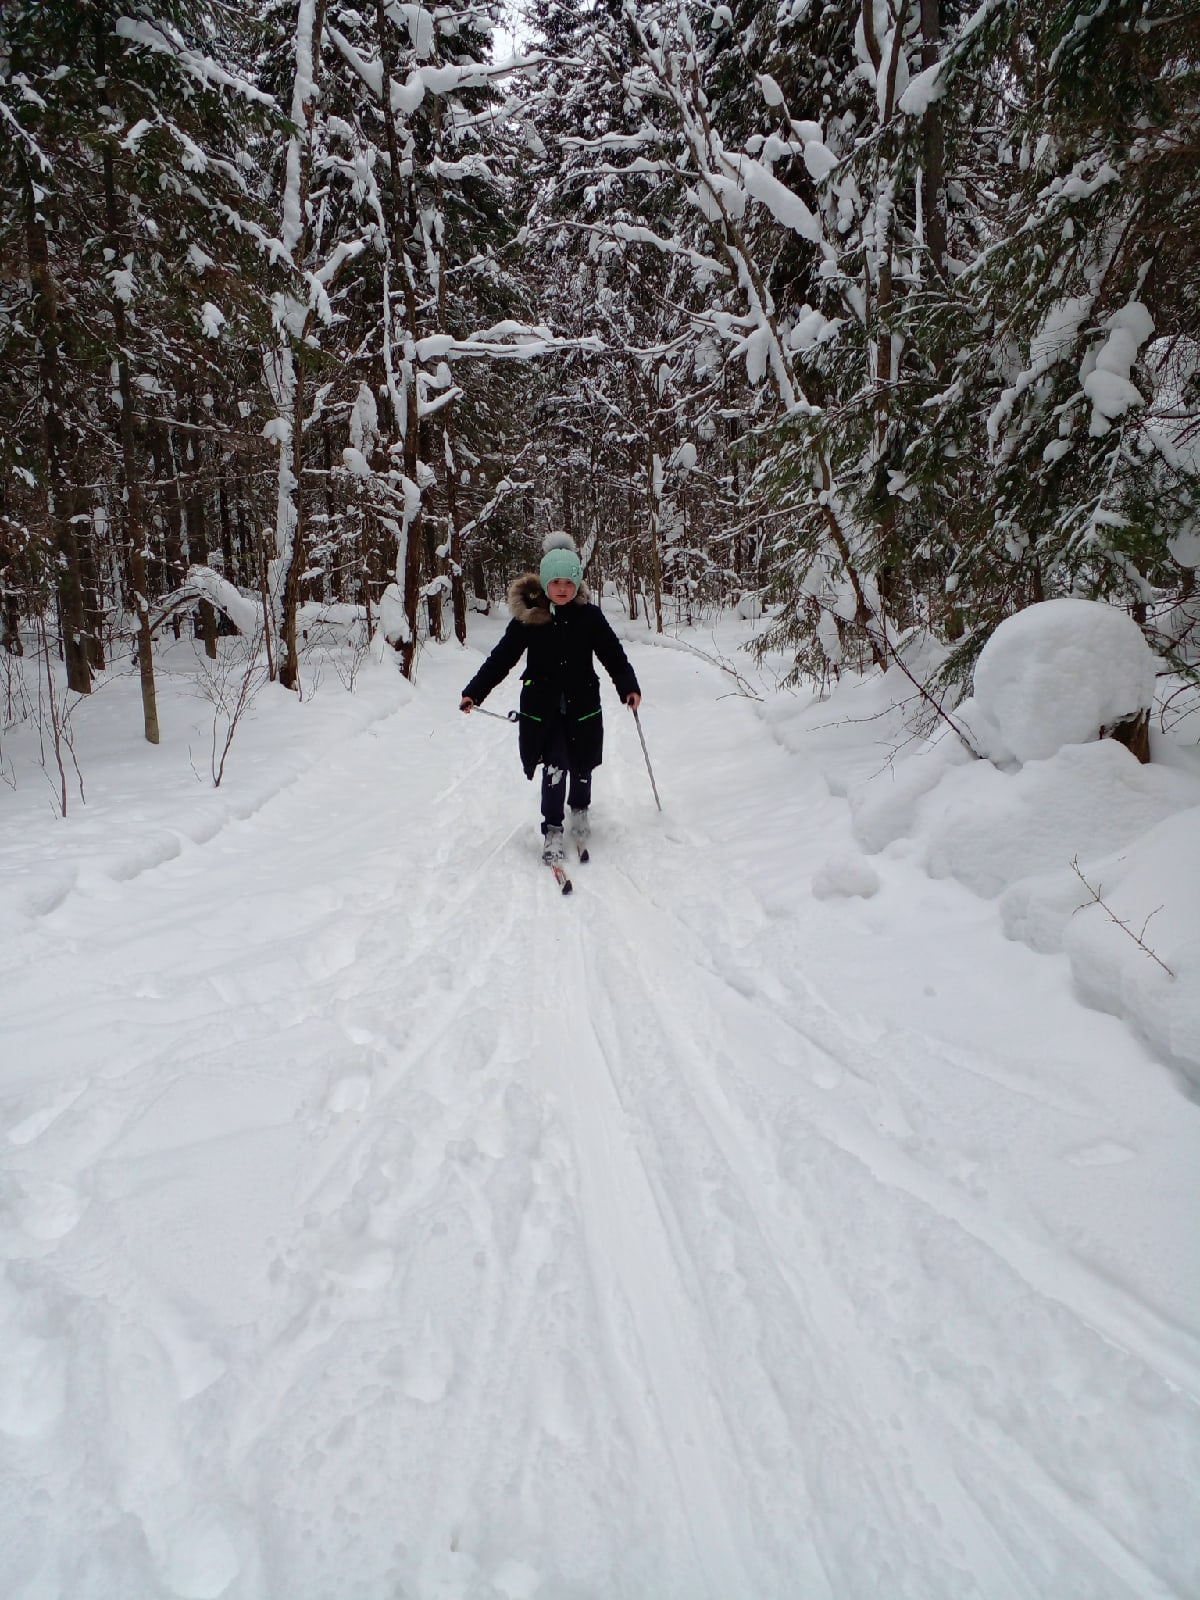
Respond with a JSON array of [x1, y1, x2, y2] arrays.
[[462, 575, 640, 779]]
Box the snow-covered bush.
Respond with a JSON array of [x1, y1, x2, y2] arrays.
[[958, 599, 1156, 765]]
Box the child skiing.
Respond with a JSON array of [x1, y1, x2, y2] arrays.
[[459, 533, 641, 866]]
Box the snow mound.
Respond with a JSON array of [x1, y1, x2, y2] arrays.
[[923, 740, 1197, 898], [812, 854, 881, 900], [960, 599, 1155, 764], [843, 667, 1200, 1080], [1003, 808, 1200, 1076]]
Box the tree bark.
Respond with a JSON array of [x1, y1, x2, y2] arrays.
[[1106, 708, 1151, 764], [470, 555, 489, 613], [2, 592, 21, 656], [921, 0, 947, 279], [645, 426, 663, 636], [185, 386, 218, 659], [101, 128, 159, 742], [279, 352, 306, 691], [20, 152, 92, 694], [445, 422, 467, 644], [276, 0, 328, 691], [376, 0, 424, 678], [153, 421, 187, 636]]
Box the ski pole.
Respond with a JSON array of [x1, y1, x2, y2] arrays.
[[631, 707, 662, 811], [469, 706, 520, 723]]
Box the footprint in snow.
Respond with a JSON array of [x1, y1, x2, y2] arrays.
[[492, 1559, 543, 1598], [157, 1505, 241, 1600], [304, 927, 359, 983], [326, 1242, 396, 1291], [381, 1317, 455, 1404], [5, 1083, 88, 1146], [0, 1330, 67, 1438], [1063, 1139, 1136, 1167], [2, 1174, 88, 1245], [325, 1071, 373, 1113]]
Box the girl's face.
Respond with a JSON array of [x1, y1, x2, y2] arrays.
[[546, 578, 577, 605]]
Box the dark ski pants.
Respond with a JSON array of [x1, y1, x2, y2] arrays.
[[540, 717, 592, 833]]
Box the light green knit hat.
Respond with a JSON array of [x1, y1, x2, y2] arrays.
[[539, 533, 582, 591]]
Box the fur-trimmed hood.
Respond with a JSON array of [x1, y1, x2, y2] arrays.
[[507, 572, 592, 625]]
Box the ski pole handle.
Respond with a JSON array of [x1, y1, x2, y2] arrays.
[[469, 705, 519, 722]]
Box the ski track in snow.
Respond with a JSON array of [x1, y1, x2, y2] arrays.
[[1, 636, 1198, 1600]]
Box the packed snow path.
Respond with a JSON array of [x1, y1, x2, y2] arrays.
[[2, 627, 1198, 1600]]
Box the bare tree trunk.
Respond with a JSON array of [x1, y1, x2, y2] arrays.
[[279, 353, 306, 691], [20, 152, 92, 694], [471, 555, 489, 613], [1107, 708, 1151, 764], [217, 466, 236, 584], [1, 519, 22, 653], [424, 521, 443, 641], [323, 423, 340, 601], [646, 428, 663, 636], [375, 0, 424, 677], [398, 459, 423, 678], [626, 487, 637, 621], [275, 0, 327, 691], [101, 123, 159, 743], [920, 0, 947, 279], [185, 386, 218, 660], [2, 594, 20, 656], [445, 421, 467, 644], [78, 527, 106, 671], [256, 523, 276, 682], [153, 421, 186, 637]]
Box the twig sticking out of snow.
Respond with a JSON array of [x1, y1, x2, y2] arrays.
[[699, 631, 762, 700], [1069, 856, 1175, 979], [881, 638, 980, 756]]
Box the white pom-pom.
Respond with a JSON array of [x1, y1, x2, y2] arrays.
[[542, 530, 577, 554]]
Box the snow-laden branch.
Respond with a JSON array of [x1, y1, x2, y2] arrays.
[[179, 180, 293, 269], [328, 25, 543, 117], [0, 98, 53, 173], [414, 324, 605, 362], [114, 18, 276, 107], [897, 0, 1018, 116], [718, 151, 821, 243], [150, 566, 261, 638], [549, 218, 728, 279], [619, 0, 815, 415], [560, 130, 665, 151]]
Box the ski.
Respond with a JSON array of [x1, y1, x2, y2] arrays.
[[549, 860, 573, 895], [575, 841, 589, 863]]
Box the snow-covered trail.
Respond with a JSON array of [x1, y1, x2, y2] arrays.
[[2, 630, 1198, 1600]]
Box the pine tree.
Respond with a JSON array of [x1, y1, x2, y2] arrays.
[[905, 0, 1200, 683], [1, 0, 284, 725]]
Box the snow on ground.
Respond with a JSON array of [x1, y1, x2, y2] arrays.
[[1, 602, 1198, 1600]]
